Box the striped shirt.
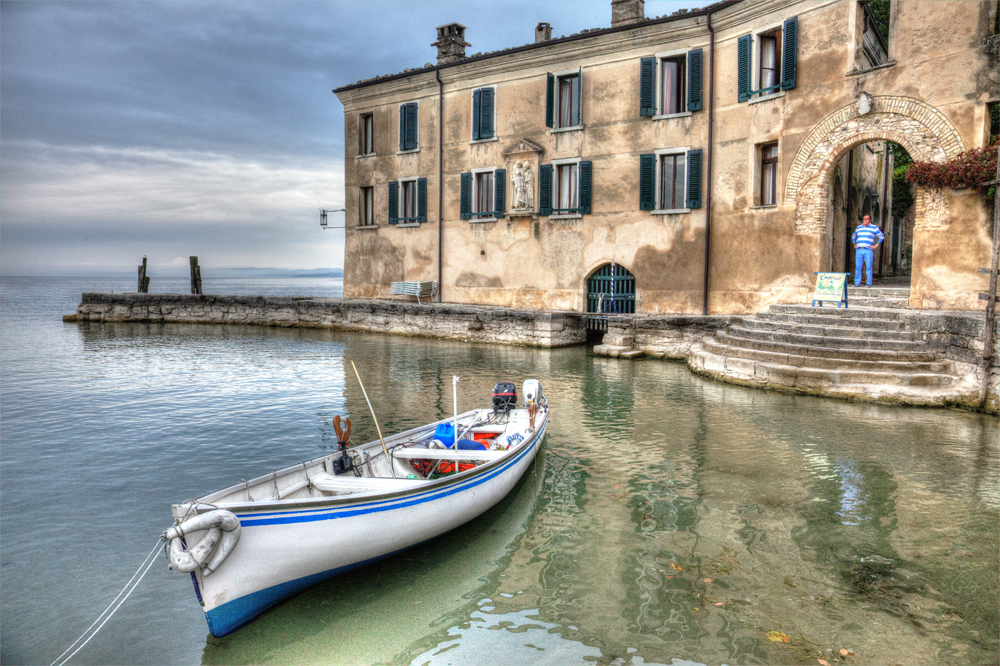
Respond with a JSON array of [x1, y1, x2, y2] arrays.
[[852, 224, 885, 248]]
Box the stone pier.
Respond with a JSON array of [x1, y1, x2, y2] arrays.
[[65, 293, 587, 348]]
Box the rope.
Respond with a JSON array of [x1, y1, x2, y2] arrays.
[[50, 539, 162, 666]]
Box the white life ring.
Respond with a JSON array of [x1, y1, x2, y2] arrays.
[[164, 509, 241, 576]]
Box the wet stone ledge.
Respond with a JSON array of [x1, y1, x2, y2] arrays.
[[66, 293, 587, 348]]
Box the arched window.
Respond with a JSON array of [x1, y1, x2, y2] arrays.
[[586, 263, 636, 314]]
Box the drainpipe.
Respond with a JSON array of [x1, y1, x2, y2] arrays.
[[702, 12, 716, 315], [436, 66, 444, 302]]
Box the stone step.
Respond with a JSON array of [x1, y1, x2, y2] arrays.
[[845, 286, 911, 298], [848, 296, 910, 309], [702, 337, 949, 373], [741, 318, 915, 341], [727, 325, 927, 351], [756, 312, 907, 331], [770, 304, 913, 320], [688, 345, 965, 404], [714, 330, 939, 362]]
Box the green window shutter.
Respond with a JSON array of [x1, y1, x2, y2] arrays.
[[686, 149, 703, 209], [572, 69, 582, 127], [639, 154, 655, 211], [472, 89, 481, 140], [417, 178, 427, 223], [640, 57, 656, 117], [545, 73, 554, 128], [781, 16, 798, 91], [403, 103, 418, 150], [539, 164, 552, 215], [480, 87, 494, 139], [460, 172, 472, 220], [737, 34, 752, 103], [687, 48, 703, 112], [579, 161, 592, 215], [494, 168, 505, 218], [388, 181, 399, 224]]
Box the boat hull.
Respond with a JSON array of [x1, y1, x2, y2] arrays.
[[195, 417, 546, 637]]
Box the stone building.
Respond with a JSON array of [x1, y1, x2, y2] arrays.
[[334, 0, 999, 314]]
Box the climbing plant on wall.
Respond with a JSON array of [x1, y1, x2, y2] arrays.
[[906, 142, 999, 199]]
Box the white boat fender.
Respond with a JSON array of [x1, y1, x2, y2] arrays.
[[163, 509, 241, 576]]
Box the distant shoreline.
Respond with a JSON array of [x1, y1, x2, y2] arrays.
[[2, 270, 344, 279]]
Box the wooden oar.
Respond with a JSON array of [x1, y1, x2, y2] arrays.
[[350, 362, 394, 478]]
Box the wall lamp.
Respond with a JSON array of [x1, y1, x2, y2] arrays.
[[320, 208, 346, 229]]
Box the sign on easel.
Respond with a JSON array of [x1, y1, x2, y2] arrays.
[[812, 272, 849, 308]]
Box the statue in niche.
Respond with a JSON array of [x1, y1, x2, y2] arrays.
[[511, 160, 534, 211]]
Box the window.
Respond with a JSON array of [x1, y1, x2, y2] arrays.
[[359, 113, 374, 155], [398, 102, 418, 152], [359, 186, 374, 226], [758, 29, 782, 97], [640, 50, 703, 117], [388, 177, 427, 224], [539, 160, 592, 217], [660, 57, 685, 115], [471, 87, 495, 141], [737, 17, 797, 102], [860, 2, 889, 68], [460, 168, 506, 220], [760, 143, 779, 206], [545, 70, 582, 130], [659, 153, 686, 210], [639, 149, 703, 212]]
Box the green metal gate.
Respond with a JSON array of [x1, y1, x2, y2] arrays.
[[586, 263, 636, 330]]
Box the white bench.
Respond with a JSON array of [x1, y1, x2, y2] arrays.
[[390, 281, 437, 304], [309, 473, 430, 492]]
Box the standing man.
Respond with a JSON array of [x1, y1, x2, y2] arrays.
[[852, 214, 885, 287]]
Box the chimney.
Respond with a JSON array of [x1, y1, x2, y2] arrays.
[[611, 0, 645, 27], [432, 23, 470, 65], [535, 22, 552, 43]]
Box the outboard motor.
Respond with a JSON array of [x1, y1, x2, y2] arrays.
[[492, 382, 517, 416], [522, 379, 543, 407]]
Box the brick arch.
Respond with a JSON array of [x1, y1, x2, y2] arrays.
[[785, 96, 963, 235]]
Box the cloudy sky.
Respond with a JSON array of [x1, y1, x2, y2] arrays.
[[1, 0, 708, 276]]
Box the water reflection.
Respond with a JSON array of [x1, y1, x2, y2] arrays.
[[2, 278, 996, 666]]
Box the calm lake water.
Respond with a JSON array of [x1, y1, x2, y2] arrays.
[[2, 276, 997, 666]]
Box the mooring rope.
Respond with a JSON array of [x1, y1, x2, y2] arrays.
[[49, 539, 163, 666]]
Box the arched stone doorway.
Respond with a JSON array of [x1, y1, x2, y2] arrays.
[[586, 263, 636, 315], [784, 96, 964, 304]]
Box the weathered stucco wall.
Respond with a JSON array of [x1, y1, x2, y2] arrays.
[[336, 0, 998, 315], [68, 294, 587, 348]]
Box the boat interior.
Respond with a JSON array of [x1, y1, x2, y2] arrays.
[[174, 407, 545, 515]]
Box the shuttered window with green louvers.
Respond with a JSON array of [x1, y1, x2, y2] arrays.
[[686, 149, 703, 210], [737, 34, 752, 102], [460, 172, 472, 220], [472, 88, 495, 140], [417, 178, 427, 223], [398, 102, 418, 151], [639, 154, 656, 210], [687, 49, 703, 111], [640, 58, 656, 117], [494, 168, 506, 218], [539, 165, 552, 215], [388, 181, 399, 224], [781, 17, 797, 90], [578, 161, 592, 215]]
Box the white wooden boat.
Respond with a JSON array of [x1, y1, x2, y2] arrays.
[[163, 380, 548, 638]]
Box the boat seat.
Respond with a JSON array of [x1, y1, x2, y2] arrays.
[[391, 448, 507, 461], [309, 473, 431, 492]]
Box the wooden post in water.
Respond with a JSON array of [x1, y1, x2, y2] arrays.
[[190, 256, 203, 295], [137, 256, 150, 293]]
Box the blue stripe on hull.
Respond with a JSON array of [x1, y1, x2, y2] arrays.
[[204, 548, 406, 637]]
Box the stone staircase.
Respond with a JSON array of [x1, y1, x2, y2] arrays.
[[688, 287, 980, 407]]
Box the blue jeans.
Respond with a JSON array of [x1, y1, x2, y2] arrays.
[[854, 248, 873, 286]]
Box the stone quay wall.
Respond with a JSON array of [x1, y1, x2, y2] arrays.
[[597, 315, 738, 359], [69, 293, 587, 348]]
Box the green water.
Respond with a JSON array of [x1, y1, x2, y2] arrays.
[[2, 277, 997, 665]]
